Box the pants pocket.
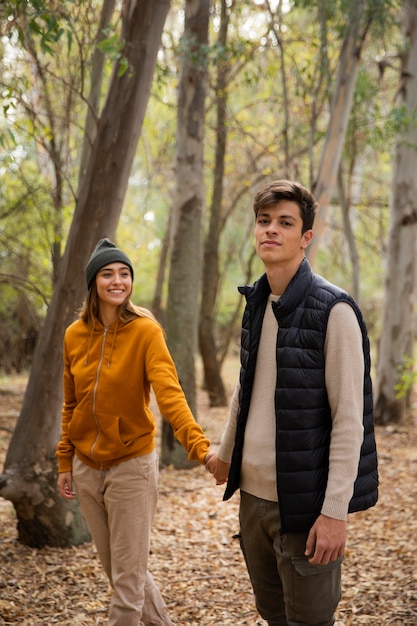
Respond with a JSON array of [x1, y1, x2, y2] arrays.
[[288, 555, 343, 623], [291, 554, 343, 576]]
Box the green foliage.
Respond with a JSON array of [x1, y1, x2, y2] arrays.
[[2, 0, 72, 55], [384, 104, 417, 149], [394, 356, 417, 401], [0, 0, 408, 373], [0, 282, 41, 374], [0, 0, 109, 371], [96, 25, 129, 77]]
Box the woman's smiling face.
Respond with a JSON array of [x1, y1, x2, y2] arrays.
[[95, 262, 132, 308]]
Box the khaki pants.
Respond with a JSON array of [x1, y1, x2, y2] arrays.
[[73, 453, 173, 626], [239, 491, 342, 626]]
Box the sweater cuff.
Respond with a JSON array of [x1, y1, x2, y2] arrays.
[[217, 443, 233, 464], [321, 497, 349, 521], [57, 456, 74, 473]]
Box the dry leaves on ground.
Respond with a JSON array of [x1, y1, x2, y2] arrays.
[[0, 376, 417, 625]]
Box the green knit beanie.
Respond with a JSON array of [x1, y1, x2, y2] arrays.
[[85, 238, 134, 289]]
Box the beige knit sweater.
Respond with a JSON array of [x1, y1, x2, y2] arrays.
[[217, 296, 364, 521]]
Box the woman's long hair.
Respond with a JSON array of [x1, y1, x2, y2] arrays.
[[78, 281, 158, 327]]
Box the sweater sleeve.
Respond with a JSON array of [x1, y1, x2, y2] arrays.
[[321, 302, 364, 520], [145, 326, 210, 464], [56, 336, 76, 473], [217, 382, 240, 463]]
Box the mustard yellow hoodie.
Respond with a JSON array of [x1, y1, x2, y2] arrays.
[[56, 315, 210, 472]]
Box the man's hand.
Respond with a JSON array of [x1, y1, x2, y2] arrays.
[[204, 451, 216, 465], [205, 452, 230, 485], [305, 514, 346, 565]]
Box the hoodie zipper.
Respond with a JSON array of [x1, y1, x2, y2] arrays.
[[90, 327, 108, 463]]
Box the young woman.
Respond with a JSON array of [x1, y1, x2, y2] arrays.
[[57, 238, 212, 626]]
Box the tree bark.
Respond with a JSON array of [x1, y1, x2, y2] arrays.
[[337, 165, 360, 302], [198, 0, 230, 408], [161, 0, 210, 467], [0, 0, 171, 547], [307, 0, 372, 266], [152, 212, 171, 324], [374, 0, 417, 425], [77, 0, 116, 188]]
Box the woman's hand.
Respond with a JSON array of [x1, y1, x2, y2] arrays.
[[205, 452, 230, 485], [57, 471, 76, 499]]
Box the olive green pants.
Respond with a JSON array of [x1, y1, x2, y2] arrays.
[[73, 452, 173, 626], [239, 491, 342, 626]]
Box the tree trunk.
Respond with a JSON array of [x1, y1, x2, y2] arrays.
[[198, 0, 229, 408], [77, 0, 116, 188], [152, 212, 171, 324], [374, 0, 417, 426], [0, 0, 171, 547], [307, 0, 372, 266], [161, 0, 210, 467], [337, 165, 360, 302]]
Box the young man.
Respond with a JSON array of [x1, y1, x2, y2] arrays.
[[206, 180, 378, 626]]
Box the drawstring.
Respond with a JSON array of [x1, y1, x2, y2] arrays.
[[84, 322, 95, 365], [107, 321, 118, 367], [84, 320, 119, 367]]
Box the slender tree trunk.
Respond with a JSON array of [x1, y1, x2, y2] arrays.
[[309, 0, 331, 186], [198, 0, 230, 408], [161, 0, 210, 467], [152, 212, 171, 324], [307, 0, 372, 266], [0, 0, 171, 547], [266, 0, 290, 176], [77, 0, 116, 188], [374, 0, 417, 425], [337, 166, 360, 302]]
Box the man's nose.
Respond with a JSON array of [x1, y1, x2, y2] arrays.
[[266, 221, 278, 233]]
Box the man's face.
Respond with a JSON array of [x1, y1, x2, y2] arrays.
[[254, 200, 313, 267]]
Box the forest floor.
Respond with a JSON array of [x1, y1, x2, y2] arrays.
[[0, 368, 417, 626]]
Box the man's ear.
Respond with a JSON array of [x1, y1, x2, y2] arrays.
[[301, 229, 313, 249]]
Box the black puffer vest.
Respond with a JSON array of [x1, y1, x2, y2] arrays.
[[223, 258, 378, 533]]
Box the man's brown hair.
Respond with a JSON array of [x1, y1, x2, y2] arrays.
[[253, 179, 318, 232]]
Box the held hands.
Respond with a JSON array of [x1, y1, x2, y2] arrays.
[[204, 453, 346, 565], [304, 514, 346, 565], [205, 451, 230, 485], [57, 471, 76, 500]]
